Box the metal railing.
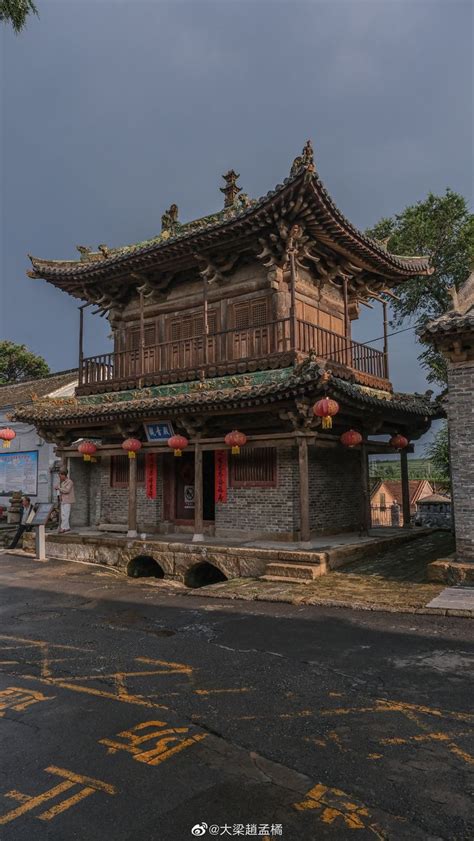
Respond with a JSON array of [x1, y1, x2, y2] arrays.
[[79, 318, 388, 388]]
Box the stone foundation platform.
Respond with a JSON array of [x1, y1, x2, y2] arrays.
[[427, 557, 474, 585], [21, 528, 438, 584]]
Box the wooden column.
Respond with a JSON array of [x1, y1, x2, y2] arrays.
[[78, 305, 85, 386], [127, 455, 138, 538], [289, 250, 298, 352], [192, 439, 204, 542], [203, 273, 209, 368], [342, 277, 349, 366], [382, 301, 390, 379], [139, 290, 145, 387], [360, 443, 371, 533], [297, 435, 311, 544], [400, 448, 411, 528]]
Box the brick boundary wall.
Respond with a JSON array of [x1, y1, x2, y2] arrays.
[[446, 360, 474, 562]]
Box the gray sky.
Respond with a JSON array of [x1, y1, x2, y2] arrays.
[[1, 0, 472, 425]]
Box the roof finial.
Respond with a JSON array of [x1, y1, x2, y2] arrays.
[[220, 170, 242, 208], [161, 203, 179, 234], [290, 139, 315, 176]]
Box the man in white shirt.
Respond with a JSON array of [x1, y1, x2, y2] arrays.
[[56, 470, 75, 533]]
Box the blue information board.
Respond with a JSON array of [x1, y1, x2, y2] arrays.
[[0, 450, 38, 496], [144, 422, 175, 442]]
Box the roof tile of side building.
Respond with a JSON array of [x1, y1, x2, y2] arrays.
[[0, 369, 79, 408], [27, 142, 432, 283], [11, 363, 443, 425]]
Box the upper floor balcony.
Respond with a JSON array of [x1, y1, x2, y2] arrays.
[[77, 317, 389, 396]]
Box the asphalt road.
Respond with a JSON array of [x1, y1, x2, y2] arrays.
[[0, 553, 472, 841]]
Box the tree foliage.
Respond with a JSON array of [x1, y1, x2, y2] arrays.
[[425, 422, 450, 484], [0, 341, 49, 384], [0, 0, 38, 33], [366, 189, 474, 386]]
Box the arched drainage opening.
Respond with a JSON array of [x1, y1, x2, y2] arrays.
[[127, 555, 165, 579], [184, 562, 228, 589]]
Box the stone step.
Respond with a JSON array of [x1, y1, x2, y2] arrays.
[[263, 562, 322, 581], [261, 574, 314, 585]]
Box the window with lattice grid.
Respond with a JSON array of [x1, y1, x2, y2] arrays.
[[169, 311, 216, 340], [110, 455, 146, 488], [129, 330, 140, 350], [230, 447, 277, 488], [233, 298, 268, 330], [145, 324, 156, 346]]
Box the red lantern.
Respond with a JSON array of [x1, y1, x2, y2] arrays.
[[122, 438, 142, 459], [390, 434, 409, 450], [224, 430, 247, 455], [167, 435, 189, 457], [313, 398, 340, 429], [0, 428, 16, 448], [78, 440, 97, 462], [340, 429, 363, 448]]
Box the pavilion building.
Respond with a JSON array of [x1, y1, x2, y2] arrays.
[[14, 142, 442, 544]]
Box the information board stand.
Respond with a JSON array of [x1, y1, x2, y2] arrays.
[[30, 504, 54, 561]]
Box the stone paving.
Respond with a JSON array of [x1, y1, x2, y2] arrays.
[[426, 585, 474, 614], [189, 531, 458, 614]]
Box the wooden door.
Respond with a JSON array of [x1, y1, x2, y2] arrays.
[[175, 453, 195, 521]]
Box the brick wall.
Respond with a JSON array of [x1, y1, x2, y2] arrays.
[[99, 457, 163, 532], [215, 447, 299, 538], [69, 458, 97, 528], [446, 360, 474, 561], [309, 446, 363, 533]]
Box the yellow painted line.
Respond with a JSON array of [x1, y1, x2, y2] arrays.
[[321, 698, 474, 722], [38, 787, 96, 820], [0, 634, 88, 651], [45, 767, 116, 794], [195, 688, 252, 695], [448, 744, 474, 765], [0, 781, 73, 825], [17, 674, 169, 710], [134, 656, 193, 675], [294, 783, 385, 837]]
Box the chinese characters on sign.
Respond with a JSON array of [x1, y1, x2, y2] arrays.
[[214, 450, 228, 503], [145, 453, 157, 499], [144, 421, 174, 442]]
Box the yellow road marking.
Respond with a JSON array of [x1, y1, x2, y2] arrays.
[[0, 686, 54, 716], [195, 687, 252, 695], [99, 720, 207, 766], [294, 783, 384, 837], [0, 766, 116, 826]]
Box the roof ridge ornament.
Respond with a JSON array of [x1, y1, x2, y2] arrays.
[[220, 169, 242, 208], [161, 203, 179, 235], [290, 139, 315, 177]]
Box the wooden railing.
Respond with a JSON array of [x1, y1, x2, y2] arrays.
[[79, 318, 388, 389]]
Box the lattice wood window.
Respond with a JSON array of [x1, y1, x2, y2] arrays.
[[145, 324, 156, 346], [169, 311, 217, 340], [110, 455, 145, 488], [129, 330, 140, 351], [233, 298, 268, 330], [230, 447, 277, 488]]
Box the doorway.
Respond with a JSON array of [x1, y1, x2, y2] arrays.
[[172, 451, 215, 523]]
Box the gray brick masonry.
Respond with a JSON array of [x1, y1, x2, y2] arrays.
[[446, 360, 474, 561]]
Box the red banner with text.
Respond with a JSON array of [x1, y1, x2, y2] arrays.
[[214, 450, 228, 503], [145, 453, 157, 499]]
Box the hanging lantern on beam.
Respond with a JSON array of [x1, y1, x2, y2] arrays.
[[122, 438, 142, 459], [78, 440, 97, 462], [390, 434, 409, 450], [0, 428, 16, 448], [168, 435, 189, 457], [340, 429, 363, 448], [313, 397, 340, 429], [224, 430, 247, 455]]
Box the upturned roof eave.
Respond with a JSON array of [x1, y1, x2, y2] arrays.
[[27, 161, 432, 285]]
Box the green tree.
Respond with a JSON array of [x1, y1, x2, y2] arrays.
[[0, 0, 38, 33], [366, 189, 474, 386], [425, 422, 450, 484], [0, 341, 49, 384]]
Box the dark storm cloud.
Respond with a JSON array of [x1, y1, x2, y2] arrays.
[[1, 0, 472, 408]]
